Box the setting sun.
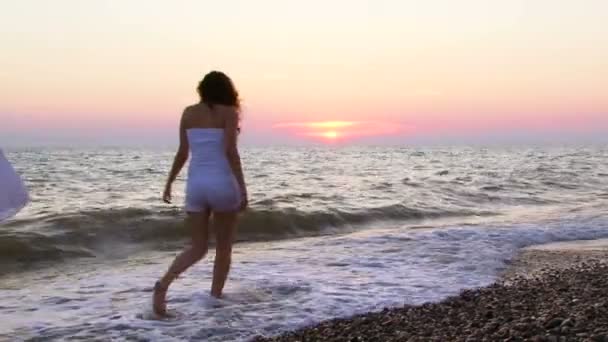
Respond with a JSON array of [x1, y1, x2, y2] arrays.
[[273, 120, 406, 142], [322, 131, 340, 140]]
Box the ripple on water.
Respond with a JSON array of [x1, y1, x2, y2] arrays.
[[2, 147, 608, 340]]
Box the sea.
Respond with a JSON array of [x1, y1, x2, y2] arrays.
[[1, 146, 607, 341]]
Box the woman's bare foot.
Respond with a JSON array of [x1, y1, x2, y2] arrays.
[[153, 281, 168, 316]]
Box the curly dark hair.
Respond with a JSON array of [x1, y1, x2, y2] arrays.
[[197, 71, 241, 111]]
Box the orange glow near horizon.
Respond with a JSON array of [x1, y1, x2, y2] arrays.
[[308, 130, 342, 141], [274, 121, 407, 142], [274, 121, 357, 129]]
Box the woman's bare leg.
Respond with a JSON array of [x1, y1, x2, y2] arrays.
[[154, 211, 210, 314], [210, 211, 238, 298]]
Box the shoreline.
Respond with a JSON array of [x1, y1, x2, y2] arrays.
[[254, 239, 608, 341]]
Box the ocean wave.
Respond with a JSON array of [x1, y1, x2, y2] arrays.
[[0, 205, 493, 266]]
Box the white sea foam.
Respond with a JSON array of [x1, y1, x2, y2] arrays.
[[1, 214, 607, 341]]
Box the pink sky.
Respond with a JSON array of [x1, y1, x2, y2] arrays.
[[1, 0, 607, 146]]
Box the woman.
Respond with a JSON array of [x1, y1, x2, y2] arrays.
[[0, 148, 29, 222], [153, 71, 248, 316]]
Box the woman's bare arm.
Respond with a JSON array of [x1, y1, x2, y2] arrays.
[[163, 110, 190, 203], [223, 107, 247, 208]]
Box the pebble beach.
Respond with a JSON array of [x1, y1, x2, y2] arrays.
[[255, 240, 608, 342]]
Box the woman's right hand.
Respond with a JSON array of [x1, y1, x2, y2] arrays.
[[162, 183, 172, 204]]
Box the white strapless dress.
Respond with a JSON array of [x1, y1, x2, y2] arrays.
[[0, 149, 28, 221], [185, 128, 241, 213]]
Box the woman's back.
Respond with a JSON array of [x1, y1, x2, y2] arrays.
[[183, 103, 225, 130], [183, 103, 234, 177], [187, 128, 231, 177], [182, 103, 241, 212]]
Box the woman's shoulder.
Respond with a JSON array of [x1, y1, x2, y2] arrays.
[[182, 103, 205, 118], [183, 103, 203, 114], [181, 103, 237, 125]]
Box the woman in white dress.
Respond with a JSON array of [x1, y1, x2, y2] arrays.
[[153, 71, 248, 316], [0, 149, 28, 222]]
